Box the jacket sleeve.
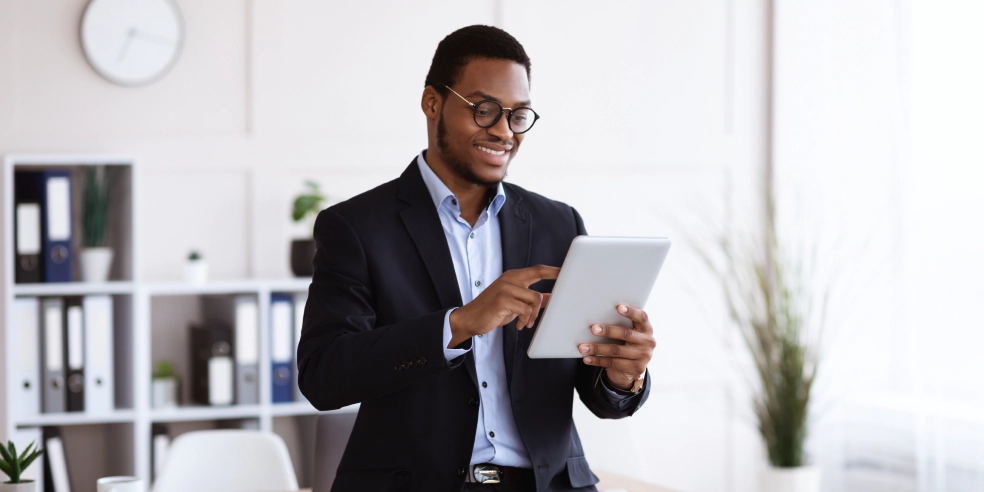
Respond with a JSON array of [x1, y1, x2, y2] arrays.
[[296, 208, 467, 411], [569, 206, 651, 418]]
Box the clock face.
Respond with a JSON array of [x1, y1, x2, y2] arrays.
[[80, 0, 184, 86]]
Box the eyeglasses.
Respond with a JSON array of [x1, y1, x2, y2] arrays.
[[441, 84, 540, 134]]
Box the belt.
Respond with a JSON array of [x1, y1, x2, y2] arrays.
[[467, 463, 535, 484]]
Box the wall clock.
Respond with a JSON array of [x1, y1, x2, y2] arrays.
[[80, 0, 184, 86]]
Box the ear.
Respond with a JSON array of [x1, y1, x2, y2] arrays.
[[421, 85, 442, 122]]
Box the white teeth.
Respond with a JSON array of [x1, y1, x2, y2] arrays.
[[476, 145, 506, 156]]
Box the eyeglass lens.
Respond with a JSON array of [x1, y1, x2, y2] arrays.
[[474, 101, 536, 134]]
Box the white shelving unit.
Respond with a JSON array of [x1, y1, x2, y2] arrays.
[[1, 154, 350, 489]]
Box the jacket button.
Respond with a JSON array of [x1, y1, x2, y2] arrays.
[[417, 356, 427, 365], [468, 397, 479, 407], [458, 466, 466, 477]]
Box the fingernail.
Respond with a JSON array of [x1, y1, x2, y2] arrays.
[[618, 305, 628, 313], [584, 357, 592, 363], [579, 344, 589, 353], [592, 325, 602, 334]]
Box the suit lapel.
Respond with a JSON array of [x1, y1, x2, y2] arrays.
[[397, 160, 478, 386], [398, 160, 463, 309], [498, 184, 532, 390]]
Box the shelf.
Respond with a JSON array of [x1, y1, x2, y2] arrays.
[[265, 277, 313, 292], [12, 281, 135, 297], [14, 410, 136, 428], [270, 402, 358, 417], [143, 278, 311, 296], [149, 405, 262, 422], [4, 154, 134, 167]]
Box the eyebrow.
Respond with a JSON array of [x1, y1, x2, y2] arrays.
[[466, 91, 532, 108]]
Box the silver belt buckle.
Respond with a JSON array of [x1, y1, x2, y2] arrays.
[[473, 464, 502, 484]]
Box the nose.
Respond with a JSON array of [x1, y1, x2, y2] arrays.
[[486, 110, 514, 142]]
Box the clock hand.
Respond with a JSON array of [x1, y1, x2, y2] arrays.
[[130, 29, 177, 48], [117, 29, 136, 63]]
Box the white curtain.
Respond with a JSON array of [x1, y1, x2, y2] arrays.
[[774, 0, 984, 490]]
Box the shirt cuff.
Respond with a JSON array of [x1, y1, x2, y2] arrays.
[[443, 308, 472, 361], [599, 371, 637, 404]]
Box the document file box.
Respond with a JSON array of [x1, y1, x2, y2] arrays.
[[84, 295, 115, 414], [41, 297, 66, 413], [270, 294, 294, 403]]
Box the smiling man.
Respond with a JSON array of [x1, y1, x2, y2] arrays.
[[297, 25, 654, 492]]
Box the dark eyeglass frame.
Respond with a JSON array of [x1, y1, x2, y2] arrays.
[[441, 83, 540, 134]]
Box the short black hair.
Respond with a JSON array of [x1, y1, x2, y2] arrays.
[[425, 25, 531, 98]]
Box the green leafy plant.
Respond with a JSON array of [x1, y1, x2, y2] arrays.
[[153, 360, 177, 379], [83, 166, 117, 248], [292, 180, 325, 237], [187, 251, 202, 262], [697, 196, 827, 468], [0, 440, 44, 484]]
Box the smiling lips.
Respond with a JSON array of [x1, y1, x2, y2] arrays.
[[476, 144, 508, 156]]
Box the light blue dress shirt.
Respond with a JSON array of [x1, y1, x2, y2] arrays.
[[416, 152, 533, 468], [417, 150, 632, 468]]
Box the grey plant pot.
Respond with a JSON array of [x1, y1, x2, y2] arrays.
[[0, 480, 38, 492]]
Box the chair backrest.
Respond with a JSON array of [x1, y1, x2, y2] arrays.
[[153, 430, 299, 492], [312, 411, 358, 492]]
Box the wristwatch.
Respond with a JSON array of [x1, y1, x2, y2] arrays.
[[604, 371, 646, 396]]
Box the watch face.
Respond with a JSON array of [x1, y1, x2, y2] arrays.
[[80, 0, 184, 86]]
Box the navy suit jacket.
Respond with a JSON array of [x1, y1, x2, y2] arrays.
[[297, 157, 650, 492]]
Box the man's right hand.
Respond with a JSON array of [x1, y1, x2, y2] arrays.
[[448, 265, 560, 348]]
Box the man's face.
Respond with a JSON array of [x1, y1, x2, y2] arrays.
[[436, 58, 530, 188]]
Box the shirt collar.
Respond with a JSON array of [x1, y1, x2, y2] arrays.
[[416, 150, 507, 217]]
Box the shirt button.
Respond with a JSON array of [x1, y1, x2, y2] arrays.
[[458, 466, 467, 477], [482, 381, 488, 388], [469, 232, 475, 239], [452, 199, 458, 206], [489, 431, 495, 438], [475, 280, 481, 287]]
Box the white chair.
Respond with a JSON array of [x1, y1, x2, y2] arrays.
[[153, 430, 299, 492], [312, 411, 358, 492]]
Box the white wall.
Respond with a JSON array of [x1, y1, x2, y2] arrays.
[[0, 1, 771, 490]]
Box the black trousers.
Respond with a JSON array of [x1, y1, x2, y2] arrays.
[[461, 479, 537, 492]]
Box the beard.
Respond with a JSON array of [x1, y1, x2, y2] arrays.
[[436, 114, 504, 190]]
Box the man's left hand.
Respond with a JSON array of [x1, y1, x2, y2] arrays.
[[578, 304, 655, 391]]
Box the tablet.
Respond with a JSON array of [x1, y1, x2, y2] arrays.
[[527, 236, 671, 358]]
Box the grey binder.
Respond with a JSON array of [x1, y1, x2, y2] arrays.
[[292, 293, 309, 404], [202, 295, 259, 405], [40, 297, 66, 413]]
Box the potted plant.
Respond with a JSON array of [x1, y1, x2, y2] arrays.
[[699, 195, 826, 492], [290, 180, 325, 277], [80, 166, 116, 282], [0, 440, 43, 492], [151, 360, 180, 409], [184, 250, 207, 284]]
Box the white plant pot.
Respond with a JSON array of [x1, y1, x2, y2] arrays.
[[761, 465, 820, 492], [151, 378, 179, 409], [0, 481, 38, 492], [80, 247, 114, 283], [184, 260, 208, 284]]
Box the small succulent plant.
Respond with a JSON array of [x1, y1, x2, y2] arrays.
[[0, 440, 43, 484]]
